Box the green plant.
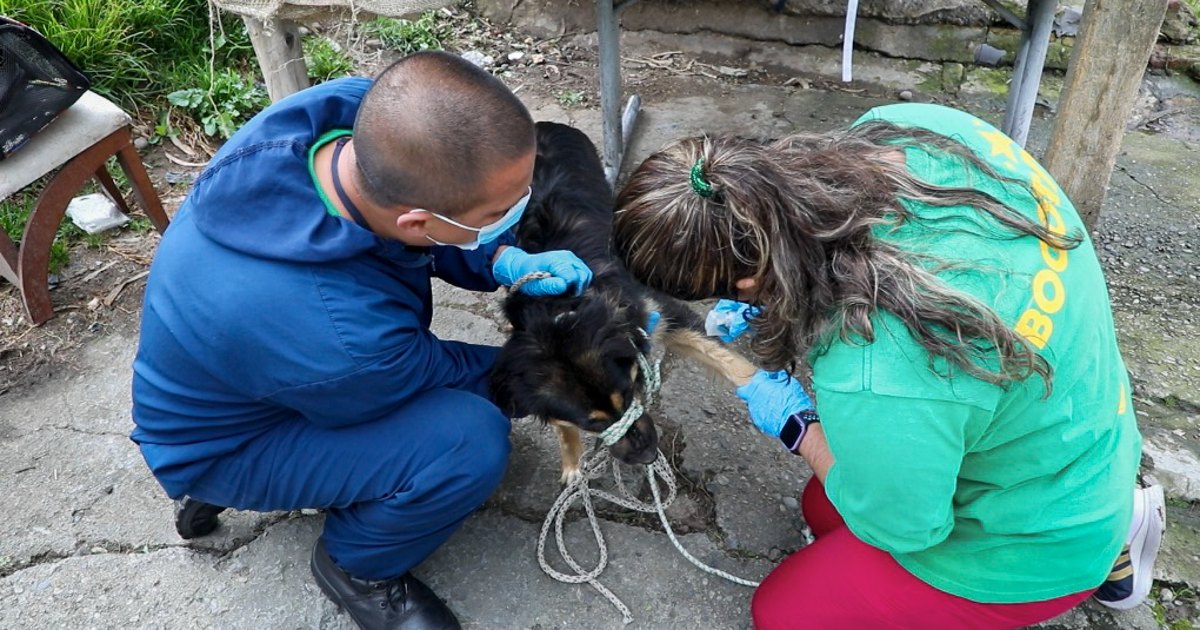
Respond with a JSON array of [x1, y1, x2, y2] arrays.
[[557, 90, 586, 107], [304, 36, 355, 82], [368, 12, 448, 55], [0, 0, 255, 113], [168, 67, 269, 138], [126, 217, 155, 234], [1, 192, 79, 275]]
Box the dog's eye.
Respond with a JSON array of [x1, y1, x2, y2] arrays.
[[581, 411, 612, 432]]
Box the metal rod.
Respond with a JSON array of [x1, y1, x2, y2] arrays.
[[597, 0, 623, 186], [979, 0, 1027, 31], [1002, 0, 1057, 146]]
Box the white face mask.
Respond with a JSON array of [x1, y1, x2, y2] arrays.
[[416, 187, 532, 251]]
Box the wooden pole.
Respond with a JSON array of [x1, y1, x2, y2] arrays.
[[243, 16, 310, 102], [1041, 0, 1168, 232]]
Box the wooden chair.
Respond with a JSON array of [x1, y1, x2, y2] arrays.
[[0, 90, 170, 325]]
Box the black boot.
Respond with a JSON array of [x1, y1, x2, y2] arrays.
[[310, 540, 461, 630], [173, 496, 226, 539]]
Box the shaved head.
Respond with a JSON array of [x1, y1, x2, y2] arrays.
[[353, 51, 535, 215]]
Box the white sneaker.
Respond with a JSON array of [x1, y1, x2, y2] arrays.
[[1093, 485, 1166, 610]]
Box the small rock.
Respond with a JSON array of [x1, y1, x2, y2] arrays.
[[87, 297, 101, 311], [165, 171, 197, 185], [898, 89, 914, 101], [715, 474, 731, 486], [90, 546, 107, 554], [531, 53, 546, 65], [460, 50, 494, 68], [133, 137, 149, 150], [1161, 587, 1175, 602], [507, 51, 525, 62], [782, 496, 799, 510]]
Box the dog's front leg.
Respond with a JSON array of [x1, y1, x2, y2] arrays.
[[550, 420, 585, 485]]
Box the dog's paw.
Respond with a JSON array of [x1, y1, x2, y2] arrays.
[[560, 465, 584, 486]]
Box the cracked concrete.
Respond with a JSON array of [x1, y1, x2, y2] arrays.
[[4, 52, 1200, 630]]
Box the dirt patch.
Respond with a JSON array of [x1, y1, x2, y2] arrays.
[[0, 236, 156, 396]]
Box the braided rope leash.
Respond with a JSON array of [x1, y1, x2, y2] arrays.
[[536, 350, 761, 625], [507, 270, 553, 294]]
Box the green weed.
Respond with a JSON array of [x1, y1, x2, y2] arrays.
[[167, 67, 269, 138], [304, 36, 355, 82], [368, 12, 448, 55], [557, 90, 586, 107], [0, 193, 35, 248], [1, 191, 85, 275], [126, 217, 155, 234]]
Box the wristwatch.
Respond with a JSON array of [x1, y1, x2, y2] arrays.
[[778, 409, 820, 455]]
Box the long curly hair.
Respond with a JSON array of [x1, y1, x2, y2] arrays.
[[613, 121, 1082, 392]]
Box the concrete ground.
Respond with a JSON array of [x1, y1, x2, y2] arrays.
[[3, 63, 1200, 628]]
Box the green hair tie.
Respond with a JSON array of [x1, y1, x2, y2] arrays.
[[689, 158, 715, 199]]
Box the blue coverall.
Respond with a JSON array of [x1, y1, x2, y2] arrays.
[[131, 78, 515, 580]]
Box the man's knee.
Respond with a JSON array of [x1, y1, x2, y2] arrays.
[[457, 402, 511, 498], [419, 391, 511, 502]]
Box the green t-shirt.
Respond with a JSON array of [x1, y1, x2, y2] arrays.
[[812, 103, 1141, 603]]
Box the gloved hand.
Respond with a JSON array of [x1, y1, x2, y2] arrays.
[[736, 369, 814, 438], [493, 246, 593, 296], [705, 299, 760, 342], [644, 311, 661, 334]]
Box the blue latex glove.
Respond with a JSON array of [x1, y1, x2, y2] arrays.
[[493, 246, 593, 296], [705, 299, 760, 342], [644, 311, 661, 334], [736, 369, 814, 438]]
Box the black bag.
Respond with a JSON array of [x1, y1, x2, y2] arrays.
[[0, 16, 91, 161]]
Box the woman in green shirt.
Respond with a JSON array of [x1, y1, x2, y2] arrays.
[[612, 103, 1163, 628]]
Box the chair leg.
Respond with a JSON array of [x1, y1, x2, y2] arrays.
[[18, 167, 91, 324], [115, 141, 169, 234], [0, 231, 18, 287], [17, 133, 124, 325], [94, 162, 131, 214]]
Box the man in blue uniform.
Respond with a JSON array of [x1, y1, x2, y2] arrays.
[[130, 52, 592, 630]]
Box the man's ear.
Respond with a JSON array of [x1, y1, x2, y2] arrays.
[[394, 209, 430, 239]]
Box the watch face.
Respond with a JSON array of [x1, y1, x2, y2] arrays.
[[780, 415, 805, 452]]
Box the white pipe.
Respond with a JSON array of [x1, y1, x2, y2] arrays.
[[842, 0, 859, 82]]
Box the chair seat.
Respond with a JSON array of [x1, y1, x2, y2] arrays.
[[0, 91, 131, 200]]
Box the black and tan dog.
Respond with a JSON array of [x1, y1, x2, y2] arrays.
[[490, 122, 755, 483]]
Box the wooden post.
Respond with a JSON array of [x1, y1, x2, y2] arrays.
[[1041, 0, 1168, 232], [243, 16, 310, 102]]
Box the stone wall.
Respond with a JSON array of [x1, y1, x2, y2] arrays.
[[478, 0, 1198, 79]]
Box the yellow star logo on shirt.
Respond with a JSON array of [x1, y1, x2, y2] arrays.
[[978, 128, 1018, 162]]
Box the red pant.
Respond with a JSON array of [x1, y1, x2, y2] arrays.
[[751, 478, 1093, 629]]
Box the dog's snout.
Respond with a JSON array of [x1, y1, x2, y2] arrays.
[[607, 414, 659, 465]]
